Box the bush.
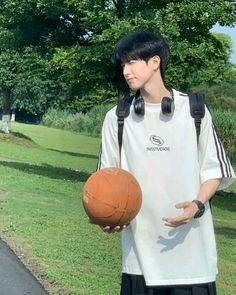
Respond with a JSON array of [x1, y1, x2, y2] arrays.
[[41, 103, 116, 137], [212, 109, 236, 163], [41, 108, 71, 128], [192, 82, 236, 111]]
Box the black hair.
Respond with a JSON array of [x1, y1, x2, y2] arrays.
[[114, 31, 170, 80]]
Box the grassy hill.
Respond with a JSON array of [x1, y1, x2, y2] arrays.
[[0, 122, 235, 295]]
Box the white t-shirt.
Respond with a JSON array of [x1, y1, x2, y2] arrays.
[[97, 89, 235, 286]]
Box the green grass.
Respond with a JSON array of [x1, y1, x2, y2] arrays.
[[0, 122, 122, 295], [0, 122, 235, 295], [211, 189, 236, 295]]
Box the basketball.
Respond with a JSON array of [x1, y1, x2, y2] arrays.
[[82, 167, 142, 227]]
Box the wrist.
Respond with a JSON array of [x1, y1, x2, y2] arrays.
[[192, 200, 205, 218]]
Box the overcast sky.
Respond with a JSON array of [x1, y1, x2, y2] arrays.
[[211, 24, 236, 64]]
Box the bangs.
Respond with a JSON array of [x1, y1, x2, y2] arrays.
[[115, 43, 153, 65]]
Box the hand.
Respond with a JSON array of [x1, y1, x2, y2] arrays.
[[100, 225, 128, 234], [88, 219, 128, 233], [162, 202, 199, 228]]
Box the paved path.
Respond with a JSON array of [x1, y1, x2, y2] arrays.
[[0, 239, 49, 295]]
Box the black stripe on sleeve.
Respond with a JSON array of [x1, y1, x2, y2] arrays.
[[218, 135, 231, 177], [225, 154, 232, 177], [212, 125, 232, 177], [212, 125, 225, 177]]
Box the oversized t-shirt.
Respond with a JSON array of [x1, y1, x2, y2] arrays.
[[97, 89, 235, 286]]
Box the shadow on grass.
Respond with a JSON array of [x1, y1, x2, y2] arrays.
[[0, 161, 91, 182], [0, 131, 38, 147], [11, 132, 34, 142], [0, 131, 33, 141], [214, 226, 236, 239], [48, 148, 98, 159], [212, 191, 236, 213]]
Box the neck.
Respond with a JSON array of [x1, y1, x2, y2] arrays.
[[140, 80, 172, 104]]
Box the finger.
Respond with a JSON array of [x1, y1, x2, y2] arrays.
[[101, 226, 111, 231], [162, 215, 185, 224], [118, 225, 128, 231], [109, 226, 121, 233], [164, 221, 185, 228], [163, 217, 191, 228], [175, 202, 190, 209], [100, 226, 114, 233], [111, 225, 128, 233], [101, 225, 127, 234]]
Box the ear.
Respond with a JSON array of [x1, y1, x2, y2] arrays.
[[151, 55, 161, 71]]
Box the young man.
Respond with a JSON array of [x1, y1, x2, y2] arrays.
[[96, 31, 235, 295]]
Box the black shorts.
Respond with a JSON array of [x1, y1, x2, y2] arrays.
[[120, 273, 217, 295]]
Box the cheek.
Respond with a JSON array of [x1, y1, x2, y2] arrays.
[[136, 68, 151, 80]]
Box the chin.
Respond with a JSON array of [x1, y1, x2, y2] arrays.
[[129, 84, 140, 91]]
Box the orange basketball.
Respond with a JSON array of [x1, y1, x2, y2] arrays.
[[82, 167, 142, 227]]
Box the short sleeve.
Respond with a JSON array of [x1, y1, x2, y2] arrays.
[[198, 107, 235, 190], [96, 108, 119, 170]]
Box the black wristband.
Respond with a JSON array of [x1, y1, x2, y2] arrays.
[[192, 200, 205, 218]]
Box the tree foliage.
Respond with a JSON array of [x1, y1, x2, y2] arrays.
[[0, 0, 235, 114], [0, 48, 53, 114]]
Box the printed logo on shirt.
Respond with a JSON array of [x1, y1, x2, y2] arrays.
[[149, 135, 164, 146], [146, 135, 170, 152]]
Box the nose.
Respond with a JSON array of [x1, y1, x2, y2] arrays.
[[123, 64, 130, 78]]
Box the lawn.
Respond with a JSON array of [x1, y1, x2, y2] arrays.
[[0, 122, 235, 295], [0, 122, 122, 295]]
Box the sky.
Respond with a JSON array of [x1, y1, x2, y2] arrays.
[[211, 24, 236, 64]]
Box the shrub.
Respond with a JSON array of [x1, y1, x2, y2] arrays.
[[212, 109, 236, 163], [41, 108, 71, 129], [41, 103, 115, 137], [192, 82, 236, 111], [85, 104, 115, 135]]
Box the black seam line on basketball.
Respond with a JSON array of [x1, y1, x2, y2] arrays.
[[102, 173, 120, 212], [85, 193, 127, 218], [89, 170, 134, 220], [212, 125, 225, 177], [213, 125, 231, 177], [116, 178, 136, 225], [86, 194, 126, 210]]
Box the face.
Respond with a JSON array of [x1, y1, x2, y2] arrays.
[[122, 57, 159, 90]]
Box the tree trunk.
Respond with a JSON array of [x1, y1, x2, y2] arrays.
[[2, 89, 11, 133], [113, 0, 126, 18], [113, 0, 129, 99]]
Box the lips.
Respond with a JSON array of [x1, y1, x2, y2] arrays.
[[127, 78, 135, 84]]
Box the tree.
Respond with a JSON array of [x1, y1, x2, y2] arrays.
[[50, 0, 236, 109], [0, 0, 235, 115], [0, 48, 53, 131], [0, 50, 20, 132], [12, 48, 55, 115]]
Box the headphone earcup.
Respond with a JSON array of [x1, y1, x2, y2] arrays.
[[134, 93, 174, 116], [161, 96, 174, 115], [134, 96, 145, 116]]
